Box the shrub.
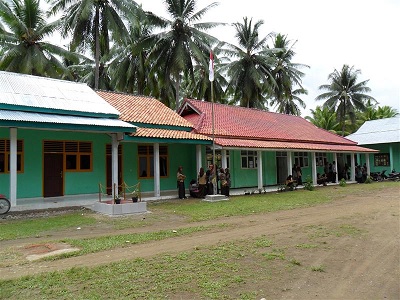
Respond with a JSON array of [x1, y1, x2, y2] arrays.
[[339, 178, 347, 187], [364, 176, 373, 184], [304, 175, 315, 191]]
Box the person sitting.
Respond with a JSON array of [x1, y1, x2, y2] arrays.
[[317, 173, 328, 186], [189, 179, 200, 198], [285, 175, 296, 190]]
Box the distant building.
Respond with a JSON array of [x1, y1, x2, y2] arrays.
[[346, 117, 400, 173]]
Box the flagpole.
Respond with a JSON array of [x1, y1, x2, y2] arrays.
[[211, 81, 214, 182], [209, 50, 217, 195]]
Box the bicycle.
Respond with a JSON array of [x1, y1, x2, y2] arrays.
[[0, 194, 11, 214]]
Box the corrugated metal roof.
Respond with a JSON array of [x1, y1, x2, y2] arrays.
[[346, 117, 400, 145], [0, 71, 121, 117], [0, 110, 136, 131]]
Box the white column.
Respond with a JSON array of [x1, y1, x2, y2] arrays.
[[311, 152, 317, 185], [9, 128, 17, 207], [111, 134, 119, 199], [333, 153, 338, 183], [350, 154, 356, 181], [257, 150, 263, 190], [287, 151, 293, 177], [221, 149, 227, 169], [154, 143, 160, 197], [196, 145, 202, 174], [365, 153, 370, 176], [389, 145, 394, 172]]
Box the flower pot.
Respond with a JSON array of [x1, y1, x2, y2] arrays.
[[132, 196, 138, 203], [114, 198, 121, 204]]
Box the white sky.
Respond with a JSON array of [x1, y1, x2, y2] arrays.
[[138, 0, 400, 116]]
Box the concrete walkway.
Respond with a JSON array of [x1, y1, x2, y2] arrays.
[[8, 182, 345, 212]]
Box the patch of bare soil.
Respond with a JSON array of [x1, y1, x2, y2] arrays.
[[1, 185, 399, 299]]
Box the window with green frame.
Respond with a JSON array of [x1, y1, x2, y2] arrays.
[[315, 152, 327, 166], [138, 145, 169, 178], [241, 150, 257, 169], [374, 153, 390, 166], [0, 139, 24, 173], [294, 152, 309, 167]]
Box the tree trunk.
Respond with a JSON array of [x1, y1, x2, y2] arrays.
[[94, 5, 100, 90], [175, 75, 180, 111]]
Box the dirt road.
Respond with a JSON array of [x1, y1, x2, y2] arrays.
[[1, 185, 399, 299]]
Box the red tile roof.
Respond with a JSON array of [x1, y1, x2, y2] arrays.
[[97, 91, 193, 128], [131, 128, 211, 141], [181, 99, 356, 144], [215, 138, 377, 153], [180, 99, 376, 152]]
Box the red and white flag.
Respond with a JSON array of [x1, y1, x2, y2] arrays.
[[209, 51, 214, 82]]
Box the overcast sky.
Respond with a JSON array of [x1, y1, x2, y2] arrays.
[[138, 0, 399, 116]]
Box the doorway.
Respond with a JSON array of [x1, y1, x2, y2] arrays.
[[43, 153, 63, 197], [276, 151, 288, 184]]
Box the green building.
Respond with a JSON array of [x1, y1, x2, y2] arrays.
[[1, 71, 378, 210], [346, 117, 400, 174]]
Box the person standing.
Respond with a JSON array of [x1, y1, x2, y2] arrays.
[[206, 164, 216, 195], [177, 166, 186, 199], [219, 168, 227, 196], [292, 164, 298, 181], [296, 165, 303, 185], [225, 168, 231, 196], [197, 167, 207, 198]]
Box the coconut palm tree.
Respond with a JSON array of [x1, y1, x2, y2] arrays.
[[274, 87, 307, 115], [107, 7, 152, 94], [181, 45, 228, 103], [221, 17, 276, 109], [269, 33, 309, 115], [316, 64, 376, 136], [376, 105, 398, 118], [143, 0, 222, 109], [305, 106, 342, 135], [48, 0, 138, 89], [0, 0, 81, 78]]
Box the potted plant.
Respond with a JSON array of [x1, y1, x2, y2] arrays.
[[131, 191, 139, 203]]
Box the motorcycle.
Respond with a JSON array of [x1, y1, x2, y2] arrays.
[[370, 170, 387, 182], [387, 169, 400, 181], [0, 194, 11, 214]]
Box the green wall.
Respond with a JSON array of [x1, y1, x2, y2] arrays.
[[0, 128, 111, 198], [358, 142, 400, 173]]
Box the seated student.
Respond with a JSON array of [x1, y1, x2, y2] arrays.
[[285, 175, 296, 190], [317, 173, 328, 186], [189, 179, 200, 198]]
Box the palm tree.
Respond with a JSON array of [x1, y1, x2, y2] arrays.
[[376, 105, 398, 118], [48, 0, 138, 89], [143, 0, 222, 109], [221, 17, 276, 109], [349, 100, 399, 133], [274, 87, 308, 115], [269, 34, 309, 115], [305, 106, 342, 135], [0, 0, 81, 78], [181, 45, 228, 103], [107, 7, 151, 94], [316, 64, 376, 136]]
